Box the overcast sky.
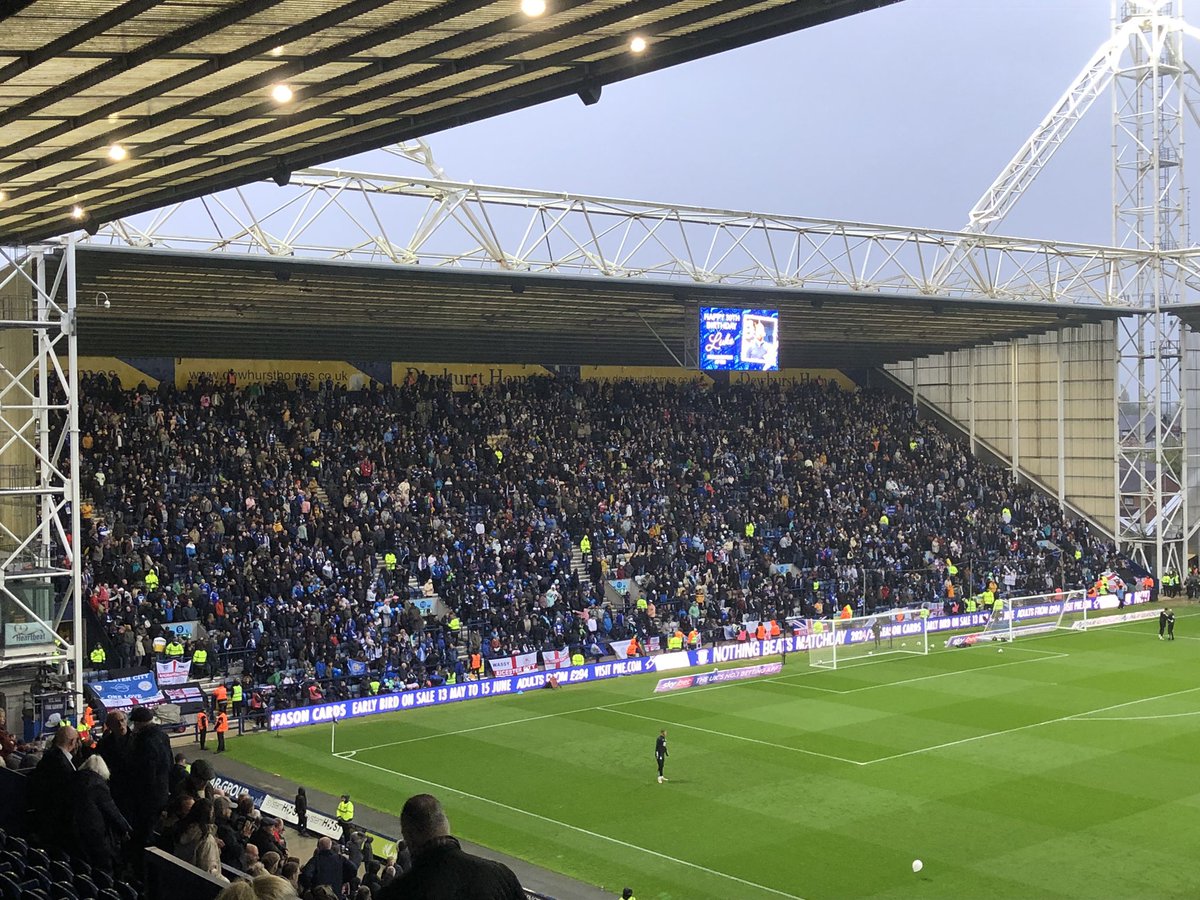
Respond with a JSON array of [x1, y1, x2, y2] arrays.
[[321, 0, 1120, 245]]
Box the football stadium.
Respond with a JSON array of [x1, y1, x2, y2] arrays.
[[1, 1, 1199, 899]]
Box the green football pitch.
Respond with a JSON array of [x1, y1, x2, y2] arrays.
[[230, 611, 1200, 899]]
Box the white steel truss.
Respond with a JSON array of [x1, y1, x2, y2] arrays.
[[0, 242, 83, 703], [94, 164, 1174, 309]]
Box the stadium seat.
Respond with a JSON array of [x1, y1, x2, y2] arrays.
[[95, 891, 122, 900], [72, 874, 98, 900], [48, 860, 73, 883], [49, 884, 79, 900], [89, 870, 112, 891], [26, 847, 50, 869], [24, 867, 52, 892], [0, 874, 18, 900], [5, 837, 26, 857], [46, 847, 71, 864], [0, 851, 23, 875], [111, 882, 135, 900]]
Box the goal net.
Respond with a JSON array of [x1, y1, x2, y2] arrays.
[[808, 611, 929, 670], [947, 589, 1088, 647]]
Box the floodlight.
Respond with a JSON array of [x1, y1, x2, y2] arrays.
[[270, 84, 294, 103], [270, 46, 285, 56], [71, 205, 85, 220], [630, 35, 647, 53], [521, 0, 546, 15], [107, 144, 128, 162]]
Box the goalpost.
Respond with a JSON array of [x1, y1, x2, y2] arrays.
[[808, 611, 929, 670], [948, 589, 1088, 647]]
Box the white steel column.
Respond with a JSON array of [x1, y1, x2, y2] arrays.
[[1010, 339, 1020, 478], [1058, 330, 1067, 511], [0, 241, 83, 706], [1112, 0, 1189, 575]]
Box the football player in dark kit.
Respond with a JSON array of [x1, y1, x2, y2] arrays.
[[655, 729, 669, 783], [1160, 608, 1176, 640]]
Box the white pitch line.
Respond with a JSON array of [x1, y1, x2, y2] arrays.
[[1073, 711, 1200, 722], [336, 752, 808, 900], [597, 705, 867, 766], [766, 647, 1068, 695], [862, 684, 1200, 766], [338, 671, 800, 756]]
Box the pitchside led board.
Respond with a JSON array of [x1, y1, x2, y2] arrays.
[[699, 307, 780, 371]]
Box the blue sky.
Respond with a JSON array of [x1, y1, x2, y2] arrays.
[[325, 0, 1117, 244]]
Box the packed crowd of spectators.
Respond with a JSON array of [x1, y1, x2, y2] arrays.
[[0, 705, 429, 899], [75, 370, 1119, 702]]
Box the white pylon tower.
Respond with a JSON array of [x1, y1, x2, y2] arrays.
[[961, 0, 1200, 576], [1111, 0, 1189, 577]]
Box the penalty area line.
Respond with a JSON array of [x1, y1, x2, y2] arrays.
[[766, 648, 1068, 695], [335, 752, 807, 900]]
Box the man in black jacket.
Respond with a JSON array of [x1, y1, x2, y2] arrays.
[[379, 794, 523, 900], [301, 836, 358, 895], [127, 705, 174, 846], [28, 724, 79, 847]]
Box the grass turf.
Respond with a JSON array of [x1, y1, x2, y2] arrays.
[[229, 610, 1200, 899]]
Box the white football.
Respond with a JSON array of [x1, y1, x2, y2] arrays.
[[998, 649, 1004, 654], [912, 859, 923, 873]]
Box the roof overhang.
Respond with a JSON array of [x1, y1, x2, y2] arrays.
[[0, 0, 900, 245], [72, 245, 1137, 367]]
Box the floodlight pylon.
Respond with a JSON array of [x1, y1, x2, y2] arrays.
[[0, 241, 83, 704], [960, 0, 1200, 574]]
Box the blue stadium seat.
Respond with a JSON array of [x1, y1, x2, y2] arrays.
[[111, 882, 135, 900], [0, 873, 19, 900], [0, 850, 23, 875], [48, 860, 74, 884], [5, 837, 26, 857], [49, 883, 79, 900], [96, 891, 122, 900], [26, 848, 50, 870]]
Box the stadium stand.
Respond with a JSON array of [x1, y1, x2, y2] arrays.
[[71, 369, 1121, 700]]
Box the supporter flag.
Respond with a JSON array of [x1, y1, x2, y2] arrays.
[[90, 673, 164, 709], [155, 659, 192, 686], [542, 648, 570, 670], [609, 638, 635, 659], [347, 659, 368, 676]]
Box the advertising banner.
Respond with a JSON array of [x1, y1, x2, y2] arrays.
[[1071, 608, 1159, 630], [4, 622, 55, 647], [156, 659, 192, 686], [270, 657, 654, 731], [655, 661, 783, 693], [260, 795, 342, 840], [90, 673, 164, 710]]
